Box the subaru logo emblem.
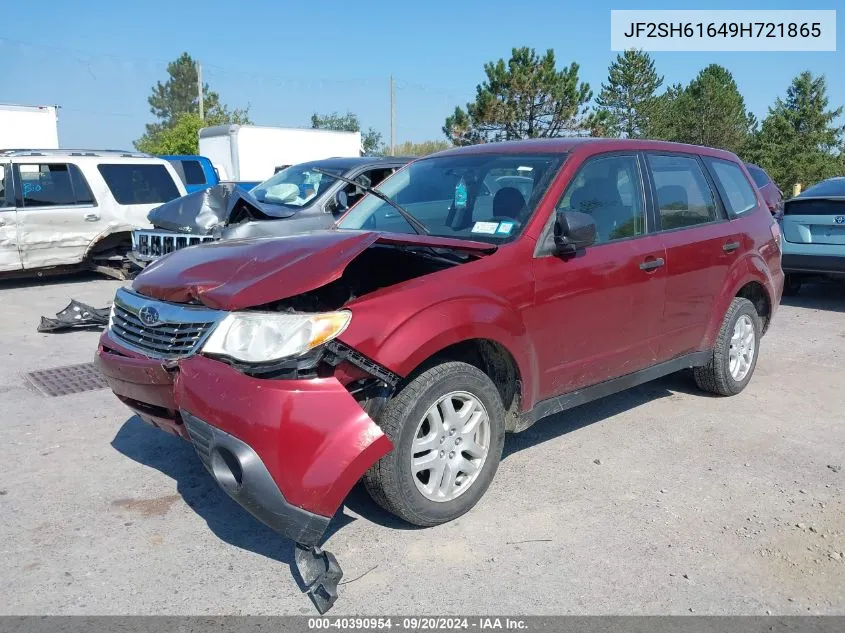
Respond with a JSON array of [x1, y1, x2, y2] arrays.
[[835, 216, 845, 225], [138, 305, 160, 326]]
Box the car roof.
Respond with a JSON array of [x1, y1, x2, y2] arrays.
[[797, 176, 845, 198], [429, 138, 740, 161], [294, 156, 414, 171], [0, 148, 155, 159]]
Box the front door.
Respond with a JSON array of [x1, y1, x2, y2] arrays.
[[527, 152, 668, 400], [0, 161, 22, 271], [15, 162, 101, 269]]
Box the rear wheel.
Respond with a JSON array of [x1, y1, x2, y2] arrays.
[[694, 297, 761, 396], [363, 361, 505, 526]]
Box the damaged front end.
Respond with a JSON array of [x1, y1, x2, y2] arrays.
[[131, 183, 295, 266], [97, 230, 493, 612]]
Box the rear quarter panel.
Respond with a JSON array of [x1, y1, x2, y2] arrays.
[[702, 207, 783, 348]]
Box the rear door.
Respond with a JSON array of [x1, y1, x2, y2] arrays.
[[15, 162, 100, 269], [0, 160, 22, 271], [644, 152, 742, 360], [96, 162, 184, 227]]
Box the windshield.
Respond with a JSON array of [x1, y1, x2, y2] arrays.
[[336, 152, 567, 242], [249, 164, 342, 206]]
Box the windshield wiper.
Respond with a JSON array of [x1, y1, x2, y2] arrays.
[[312, 167, 430, 235]]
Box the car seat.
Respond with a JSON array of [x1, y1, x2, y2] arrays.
[[492, 187, 526, 220]]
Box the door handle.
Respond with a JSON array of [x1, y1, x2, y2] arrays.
[[84, 213, 100, 222], [639, 257, 665, 271], [723, 241, 740, 253], [0, 219, 5, 227]]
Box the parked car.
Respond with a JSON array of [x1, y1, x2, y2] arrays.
[[130, 156, 412, 266], [0, 149, 186, 278], [159, 154, 259, 193], [96, 138, 783, 612], [745, 163, 783, 215], [779, 176, 845, 295]]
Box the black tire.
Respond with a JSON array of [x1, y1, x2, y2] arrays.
[[363, 361, 505, 527], [782, 273, 802, 297], [694, 297, 761, 396]]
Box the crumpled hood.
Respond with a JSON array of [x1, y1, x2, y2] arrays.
[[132, 230, 496, 311], [147, 182, 297, 234]]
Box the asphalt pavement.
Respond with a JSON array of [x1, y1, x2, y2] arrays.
[[0, 273, 842, 615]]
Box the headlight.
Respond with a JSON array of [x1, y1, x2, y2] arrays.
[[201, 310, 351, 363]]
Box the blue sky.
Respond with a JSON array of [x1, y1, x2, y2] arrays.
[[3, 0, 842, 149]]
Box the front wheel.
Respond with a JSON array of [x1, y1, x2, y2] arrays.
[[363, 361, 506, 526], [694, 297, 761, 396]]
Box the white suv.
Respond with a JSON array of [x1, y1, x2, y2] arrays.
[[0, 149, 186, 278]]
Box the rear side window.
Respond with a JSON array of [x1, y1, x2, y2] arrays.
[[18, 163, 96, 208], [647, 154, 717, 230], [707, 158, 757, 216], [746, 166, 771, 189], [181, 160, 206, 185], [97, 164, 181, 205]]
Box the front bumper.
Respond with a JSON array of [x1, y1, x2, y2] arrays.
[[183, 411, 330, 545], [95, 332, 393, 544]]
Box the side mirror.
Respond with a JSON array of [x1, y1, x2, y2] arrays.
[[553, 210, 596, 255], [333, 190, 349, 213]]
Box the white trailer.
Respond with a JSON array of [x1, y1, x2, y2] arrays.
[[0, 104, 59, 149], [198, 125, 362, 182]]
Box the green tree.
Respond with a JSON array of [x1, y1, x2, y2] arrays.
[[750, 72, 845, 191], [443, 47, 592, 144], [595, 49, 663, 138], [135, 52, 251, 153], [311, 111, 384, 155], [584, 109, 614, 138], [392, 140, 451, 156], [648, 65, 753, 154], [134, 112, 203, 155]]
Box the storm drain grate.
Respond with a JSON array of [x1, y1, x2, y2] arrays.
[[25, 363, 109, 397]]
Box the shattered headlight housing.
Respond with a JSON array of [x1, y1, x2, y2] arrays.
[[201, 311, 351, 364]]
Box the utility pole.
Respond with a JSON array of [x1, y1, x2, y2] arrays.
[[389, 75, 395, 156], [197, 61, 204, 121]]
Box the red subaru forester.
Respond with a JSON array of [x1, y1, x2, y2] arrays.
[[96, 139, 783, 611]]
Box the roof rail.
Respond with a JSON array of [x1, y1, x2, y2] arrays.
[[0, 148, 154, 158]]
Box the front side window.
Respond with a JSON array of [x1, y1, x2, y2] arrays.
[[707, 158, 757, 216], [97, 164, 181, 205], [250, 164, 341, 207], [647, 154, 717, 230], [337, 153, 567, 243], [18, 163, 95, 208], [556, 154, 645, 244]]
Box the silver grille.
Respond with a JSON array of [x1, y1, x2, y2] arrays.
[[132, 230, 216, 262], [108, 288, 224, 359]]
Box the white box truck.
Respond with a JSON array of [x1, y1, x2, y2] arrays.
[[0, 104, 59, 149], [198, 125, 362, 183]]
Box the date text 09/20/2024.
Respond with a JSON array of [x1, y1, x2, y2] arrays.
[[308, 617, 528, 630]]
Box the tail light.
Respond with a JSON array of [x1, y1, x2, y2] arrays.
[[770, 221, 781, 250]]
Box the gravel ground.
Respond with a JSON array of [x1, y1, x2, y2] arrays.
[[0, 273, 843, 615]]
